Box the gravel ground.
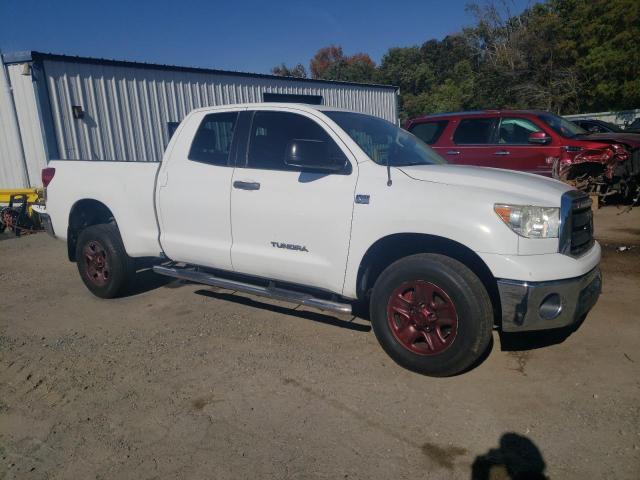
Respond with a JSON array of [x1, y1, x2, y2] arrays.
[[1, 207, 639, 479]]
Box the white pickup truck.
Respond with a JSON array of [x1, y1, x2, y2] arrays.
[[40, 103, 602, 376]]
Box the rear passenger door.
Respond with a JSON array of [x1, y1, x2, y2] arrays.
[[230, 108, 357, 294], [446, 117, 499, 166], [495, 117, 554, 175], [157, 109, 243, 270]]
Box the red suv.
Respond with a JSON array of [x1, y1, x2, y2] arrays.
[[405, 110, 640, 201]]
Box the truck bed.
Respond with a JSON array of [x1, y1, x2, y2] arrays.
[[46, 160, 162, 258]]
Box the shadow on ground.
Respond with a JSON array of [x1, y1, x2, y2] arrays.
[[124, 266, 177, 296], [498, 315, 586, 352], [471, 432, 547, 479], [194, 288, 371, 332]]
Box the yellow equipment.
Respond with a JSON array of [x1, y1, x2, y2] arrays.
[[0, 188, 44, 235], [0, 188, 43, 212]]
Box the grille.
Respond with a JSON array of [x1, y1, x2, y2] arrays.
[[560, 192, 594, 257]]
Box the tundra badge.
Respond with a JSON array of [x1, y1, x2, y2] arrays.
[[271, 242, 309, 252]]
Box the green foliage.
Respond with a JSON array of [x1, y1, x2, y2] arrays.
[[271, 63, 307, 78], [271, 0, 639, 117], [309, 46, 377, 83]]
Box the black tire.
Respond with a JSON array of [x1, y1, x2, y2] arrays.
[[75, 223, 135, 298], [370, 253, 492, 377]]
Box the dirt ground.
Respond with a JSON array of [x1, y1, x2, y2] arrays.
[[1, 206, 639, 480]]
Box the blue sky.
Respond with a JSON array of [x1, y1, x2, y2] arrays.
[[1, 0, 533, 74]]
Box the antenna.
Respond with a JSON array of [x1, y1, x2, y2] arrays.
[[386, 155, 392, 187]]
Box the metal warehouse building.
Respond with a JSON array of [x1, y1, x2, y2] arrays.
[[0, 51, 399, 189]]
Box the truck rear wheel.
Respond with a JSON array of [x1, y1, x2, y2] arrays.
[[75, 223, 134, 298], [370, 253, 492, 377]]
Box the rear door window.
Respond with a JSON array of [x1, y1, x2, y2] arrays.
[[497, 117, 543, 144], [189, 112, 238, 165], [453, 118, 497, 145], [409, 121, 448, 145]]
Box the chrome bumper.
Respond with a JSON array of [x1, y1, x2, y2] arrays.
[[497, 267, 602, 332]]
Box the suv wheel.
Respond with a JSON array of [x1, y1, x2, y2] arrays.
[[370, 253, 492, 376]]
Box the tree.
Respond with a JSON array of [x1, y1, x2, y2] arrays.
[[379, 47, 432, 95], [271, 63, 307, 78], [309, 46, 377, 83], [309, 45, 345, 79], [271, 0, 639, 117]]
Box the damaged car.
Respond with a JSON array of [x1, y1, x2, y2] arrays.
[[405, 110, 640, 206]]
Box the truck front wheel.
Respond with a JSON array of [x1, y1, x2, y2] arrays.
[[370, 253, 492, 376], [75, 223, 134, 298]]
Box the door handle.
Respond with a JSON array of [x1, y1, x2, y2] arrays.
[[494, 150, 510, 156], [233, 181, 261, 191], [446, 150, 460, 155]]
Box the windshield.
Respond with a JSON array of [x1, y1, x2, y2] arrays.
[[324, 111, 447, 166], [596, 121, 622, 132], [538, 112, 587, 138]]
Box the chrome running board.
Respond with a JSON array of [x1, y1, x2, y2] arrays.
[[153, 265, 352, 315]]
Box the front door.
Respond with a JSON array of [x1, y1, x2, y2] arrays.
[[493, 116, 556, 175], [230, 109, 357, 294]]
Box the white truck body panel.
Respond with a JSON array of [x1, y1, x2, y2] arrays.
[[155, 107, 237, 270], [45, 160, 161, 257], [227, 105, 359, 293], [44, 103, 600, 301]]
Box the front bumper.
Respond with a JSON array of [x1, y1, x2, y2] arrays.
[[497, 267, 602, 332]]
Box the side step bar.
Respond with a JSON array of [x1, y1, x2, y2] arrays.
[[152, 265, 352, 315]]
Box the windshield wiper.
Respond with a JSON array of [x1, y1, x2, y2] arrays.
[[393, 162, 429, 167]]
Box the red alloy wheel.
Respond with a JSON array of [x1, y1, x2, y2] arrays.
[[83, 240, 110, 286], [386, 280, 459, 355]]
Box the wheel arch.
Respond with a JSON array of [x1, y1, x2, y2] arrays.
[[355, 233, 501, 325], [67, 199, 118, 261]]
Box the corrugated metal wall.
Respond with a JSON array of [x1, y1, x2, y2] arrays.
[[7, 64, 48, 184], [564, 108, 640, 127], [0, 58, 29, 188], [43, 59, 398, 163]]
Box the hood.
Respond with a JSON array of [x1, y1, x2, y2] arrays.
[[398, 164, 571, 205], [577, 132, 640, 149]]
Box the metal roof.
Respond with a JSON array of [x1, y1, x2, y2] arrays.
[[2, 51, 398, 91]]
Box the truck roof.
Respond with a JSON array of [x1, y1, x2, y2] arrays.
[[190, 103, 359, 115]]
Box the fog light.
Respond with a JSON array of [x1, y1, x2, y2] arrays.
[[539, 293, 562, 320]]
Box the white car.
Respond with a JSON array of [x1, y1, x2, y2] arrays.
[[40, 103, 602, 376]]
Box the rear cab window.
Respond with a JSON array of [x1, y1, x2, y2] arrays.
[[409, 121, 448, 145], [453, 118, 498, 144], [189, 112, 238, 165]]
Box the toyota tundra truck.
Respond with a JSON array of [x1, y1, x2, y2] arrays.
[[38, 103, 602, 376]]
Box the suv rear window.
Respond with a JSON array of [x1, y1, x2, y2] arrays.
[[453, 118, 497, 144], [410, 121, 448, 145]]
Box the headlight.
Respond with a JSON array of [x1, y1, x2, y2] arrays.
[[494, 204, 560, 238]]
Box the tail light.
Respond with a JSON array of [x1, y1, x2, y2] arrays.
[[42, 167, 55, 187]]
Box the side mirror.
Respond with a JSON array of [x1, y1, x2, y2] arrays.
[[528, 131, 551, 144], [284, 139, 347, 172]]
